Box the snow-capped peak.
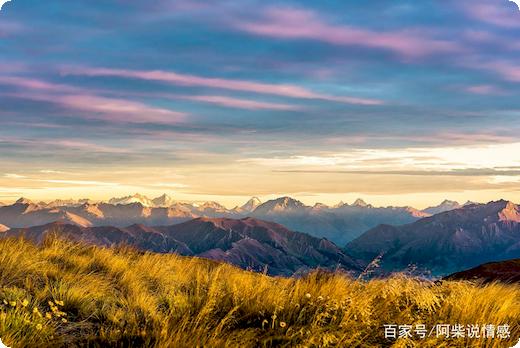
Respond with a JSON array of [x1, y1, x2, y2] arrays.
[[352, 198, 370, 207], [108, 193, 154, 207], [15, 197, 34, 205], [240, 197, 262, 212], [152, 194, 175, 207]]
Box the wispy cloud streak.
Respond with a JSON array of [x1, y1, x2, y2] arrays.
[[0, 76, 186, 124], [177, 95, 301, 111], [234, 7, 462, 58], [62, 67, 383, 105]]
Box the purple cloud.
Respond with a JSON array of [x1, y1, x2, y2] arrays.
[[234, 7, 462, 58], [470, 60, 520, 82], [464, 84, 505, 95], [464, 0, 520, 28], [176, 95, 301, 111], [62, 67, 384, 105], [0, 76, 186, 124]]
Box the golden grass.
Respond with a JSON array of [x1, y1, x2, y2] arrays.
[[0, 236, 518, 347]]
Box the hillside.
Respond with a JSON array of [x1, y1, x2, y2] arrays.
[[1, 218, 360, 276], [446, 259, 520, 284], [347, 200, 520, 275], [0, 237, 518, 347]]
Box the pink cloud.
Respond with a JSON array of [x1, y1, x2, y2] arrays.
[[0, 76, 186, 124], [0, 136, 127, 154], [463, 1, 520, 28], [57, 95, 186, 124], [464, 84, 505, 95], [50, 140, 129, 153], [62, 67, 383, 105], [0, 76, 80, 93], [471, 60, 520, 82], [176, 95, 301, 111], [234, 7, 462, 58]]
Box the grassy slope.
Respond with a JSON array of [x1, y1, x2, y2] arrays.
[[0, 237, 518, 347]]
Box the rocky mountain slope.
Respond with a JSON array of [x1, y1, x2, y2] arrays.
[[347, 200, 520, 275], [1, 218, 361, 276]]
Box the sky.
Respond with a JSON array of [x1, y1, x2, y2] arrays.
[[1, 0, 520, 208]]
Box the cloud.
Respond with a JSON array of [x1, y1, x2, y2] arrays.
[[4, 173, 25, 179], [176, 95, 301, 111], [39, 170, 70, 174], [36, 179, 119, 187], [0, 136, 128, 154], [62, 67, 383, 106], [0, 76, 81, 93], [234, 7, 462, 58], [242, 142, 520, 175], [469, 60, 520, 82], [464, 84, 505, 95], [464, 0, 520, 27], [0, 76, 187, 124], [274, 168, 520, 177], [56, 94, 186, 124], [147, 182, 189, 189]]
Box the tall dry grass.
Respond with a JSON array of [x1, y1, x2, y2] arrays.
[[0, 236, 518, 347]]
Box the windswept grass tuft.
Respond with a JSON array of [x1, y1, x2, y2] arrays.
[[0, 237, 518, 347]]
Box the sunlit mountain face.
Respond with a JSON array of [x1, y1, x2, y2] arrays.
[[2, 0, 520, 208]]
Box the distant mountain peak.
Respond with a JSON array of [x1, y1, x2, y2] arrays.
[[353, 198, 370, 207], [108, 193, 154, 207], [498, 201, 520, 222], [239, 197, 262, 212], [274, 196, 304, 207], [422, 199, 461, 215], [201, 201, 226, 209], [252, 196, 307, 215], [313, 202, 329, 210], [404, 206, 431, 218], [269, 196, 303, 207], [152, 194, 174, 207], [334, 201, 346, 208], [15, 197, 34, 205], [278, 196, 295, 203]]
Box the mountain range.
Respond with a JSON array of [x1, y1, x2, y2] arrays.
[[0, 217, 361, 276], [346, 200, 520, 275], [0, 194, 471, 244], [1, 193, 520, 278]]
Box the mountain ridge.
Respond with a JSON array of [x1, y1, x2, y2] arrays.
[[445, 258, 520, 283], [0, 217, 361, 276], [1, 195, 450, 244], [346, 199, 520, 275]]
